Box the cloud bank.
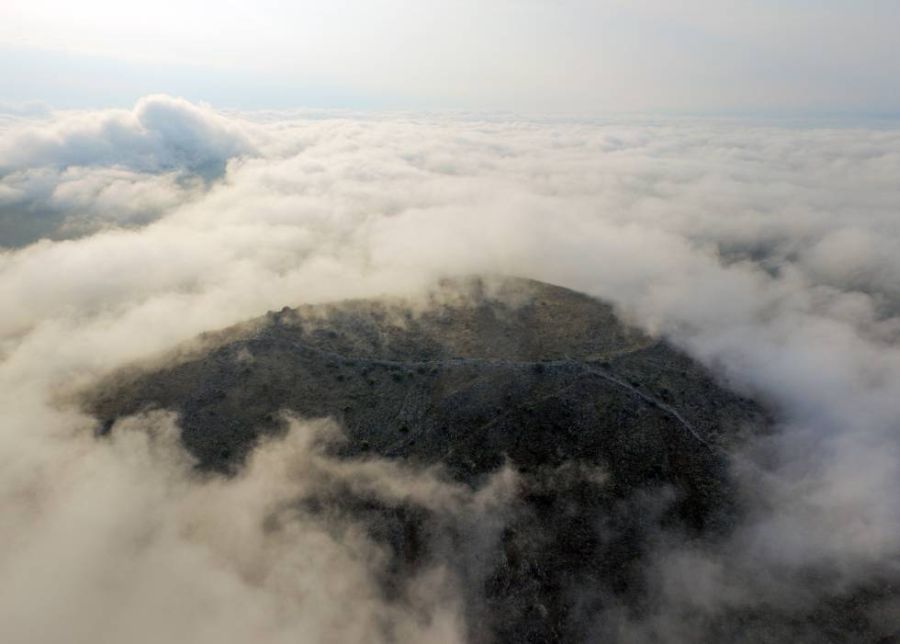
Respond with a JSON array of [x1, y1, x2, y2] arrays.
[[0, 95, 255, 246], [0, 96, 899, 642]]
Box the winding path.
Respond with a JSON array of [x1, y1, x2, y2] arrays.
[[248, 330, 716, 452]]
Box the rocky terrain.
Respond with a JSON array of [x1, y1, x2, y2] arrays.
[[84, 276, 893, 643]]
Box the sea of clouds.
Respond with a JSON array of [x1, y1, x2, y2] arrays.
[[0, 95, 898, 642]]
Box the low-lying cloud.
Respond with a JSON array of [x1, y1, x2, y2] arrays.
[[0, 94, 254, 175], [0, 96, 899, 642], [0, 95, 256, 246]]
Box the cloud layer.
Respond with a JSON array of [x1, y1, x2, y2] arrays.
[[0, 95, 255, 246], [1, 97, 899, 642]]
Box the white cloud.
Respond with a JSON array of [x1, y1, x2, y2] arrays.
[[0, 95, 255, 176], [0, 96, 257, 246], [0, 97, 899, 641]]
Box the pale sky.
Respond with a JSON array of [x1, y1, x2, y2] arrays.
[[1, 0, 899, 114]]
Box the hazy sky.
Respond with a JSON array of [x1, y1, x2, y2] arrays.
[[2, 0, 899, 114]]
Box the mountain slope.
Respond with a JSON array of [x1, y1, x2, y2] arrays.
[[85, 276, 776, 642]]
